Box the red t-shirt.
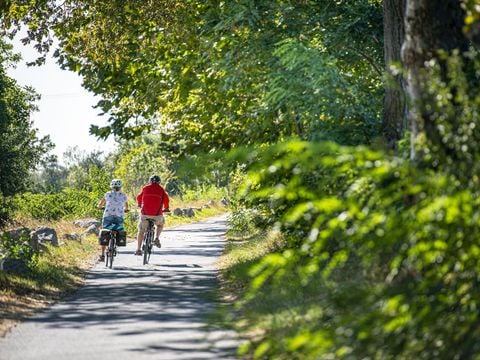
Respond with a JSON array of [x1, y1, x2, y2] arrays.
[[136, 183, 169, 216]]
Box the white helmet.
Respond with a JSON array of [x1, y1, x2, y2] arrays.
[[110, 179, 122, 189]]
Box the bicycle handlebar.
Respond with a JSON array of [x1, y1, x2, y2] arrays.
[[98, 206, 129, 213]]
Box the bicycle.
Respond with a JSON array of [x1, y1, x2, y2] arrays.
[[142, 219, 155, 265], [98, 208, 128, 268], [104, 229, 119, 269]]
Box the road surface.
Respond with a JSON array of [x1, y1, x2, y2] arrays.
[[0, 215, 239, 360]]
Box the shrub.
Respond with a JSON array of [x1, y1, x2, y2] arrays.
[[13, 189, 101, 221], [0, 232, 38, 270], [232, 140, 480, 359]]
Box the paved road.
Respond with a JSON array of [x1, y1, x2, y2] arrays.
[[0, 215, 238, 360]]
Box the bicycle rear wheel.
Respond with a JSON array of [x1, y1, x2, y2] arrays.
[[143, 232, 152, 265], [106, 236, 114, 268], [143, 238, 149, 265], [147, 240, 152, 263]]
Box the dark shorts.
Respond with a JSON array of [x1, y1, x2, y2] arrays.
[[102, 215, 124, 230]]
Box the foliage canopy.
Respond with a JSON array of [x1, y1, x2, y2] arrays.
[[2, 0, 384, 151], [0, 39, 51, 225]]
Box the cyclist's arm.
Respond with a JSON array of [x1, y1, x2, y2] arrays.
[[136, 189, 143, 208], [97, 197, 106, 209], [163, 189, 170, 212]]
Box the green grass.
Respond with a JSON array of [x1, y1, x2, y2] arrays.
[[165, 205, 227, 227], [0, 235, 98, 335], [218, 229, 339, 359], [1, 234, 98, 292]]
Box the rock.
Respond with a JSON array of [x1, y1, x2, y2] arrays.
[[183, 208, 195, 217], [74, 218, 101, 229], [64, 233, 82, 241], [220, 198, 229, 207], [172, 208, 195, 217], [207, 200, 216, 206], [1, 258, 29, 273], [85, 224, 99, 235], [30, 227, 59, 249], [202, 204, 211, 209], [74, 218, 101, 236]]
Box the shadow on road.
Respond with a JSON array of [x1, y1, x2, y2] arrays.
[[24, 216, 238, 358]]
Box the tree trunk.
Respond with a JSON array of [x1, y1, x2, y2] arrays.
[[382, 0, 406, 149], [401, 0, 467, 160]]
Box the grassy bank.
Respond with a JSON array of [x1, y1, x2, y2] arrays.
[[0, 221, 98, 336], [218, 229, 333, 359], [0, 203, 227, 336]]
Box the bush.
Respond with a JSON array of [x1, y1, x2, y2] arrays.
[[180, 184, 227, 202], [0, 232, 38, 270], [13, 189, 101, 221], [227, 208, 259, 235], [231, 140, 480, 359], [0, 194, 13, 228]]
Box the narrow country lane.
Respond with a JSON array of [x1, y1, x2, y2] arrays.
[[0, 215, 238, 360]]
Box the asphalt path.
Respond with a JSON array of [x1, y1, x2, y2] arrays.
[[0, 215, 239, 360]]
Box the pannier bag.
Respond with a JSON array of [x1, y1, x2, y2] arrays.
[[98, 229, 127, 247], [116, 230, 127, 247], [98, 229, 110, 246]]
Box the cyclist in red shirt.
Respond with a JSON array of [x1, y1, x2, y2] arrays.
[[135, 175, 170, 255]]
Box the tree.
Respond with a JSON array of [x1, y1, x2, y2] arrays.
[[402, 0, 468, 160], [1, 0, 384, 152], [29, 154, 68, 193], [0, 39, 51, 225], [382, 0, 406, 148], [62, 146, 107, 190]]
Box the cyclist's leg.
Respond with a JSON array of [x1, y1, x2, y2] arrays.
[[153, 215, 165, 247], [136, 215, 148, 255], [103, 217, 121, 258], [109, 216, 124, 251]]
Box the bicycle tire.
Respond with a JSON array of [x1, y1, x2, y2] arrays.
[[143, 235, 149, 265], [104, 235, 109, 267], [143, 230, 155, 265], [146, 238, 152, 264], [142, 220, 155, 265], [107, 236, 114, 268]]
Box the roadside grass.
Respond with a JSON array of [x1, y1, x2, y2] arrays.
[[0, 227, 98, 336], [217, 229, 335, 359], [166, 203, 226, 227], [0, 201, 227, 336]]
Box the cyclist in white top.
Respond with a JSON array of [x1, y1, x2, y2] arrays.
[[97, 179, 129, 261]]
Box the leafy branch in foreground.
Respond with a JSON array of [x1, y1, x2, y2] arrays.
[[231, 140, 480, 359]]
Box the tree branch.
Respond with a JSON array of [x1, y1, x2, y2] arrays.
[[346, 45, 383, 77]]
